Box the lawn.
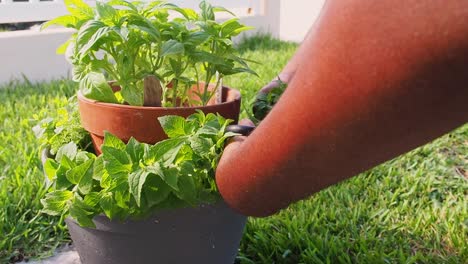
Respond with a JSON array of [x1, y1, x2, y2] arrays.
[[0, 36, 467, 263]]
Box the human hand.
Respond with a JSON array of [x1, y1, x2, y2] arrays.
[[252, 76, 289, 121]]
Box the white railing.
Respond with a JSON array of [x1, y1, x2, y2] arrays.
[[0, 0, 324, 85], [0, 0, 72, 24], [0, 0, 262, 24]]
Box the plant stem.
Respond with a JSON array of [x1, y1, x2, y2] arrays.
[[202, 70, 212, 106], [172, 79, 179, 107]]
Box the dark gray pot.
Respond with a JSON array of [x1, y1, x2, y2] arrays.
[[66, 202, 247, 264]]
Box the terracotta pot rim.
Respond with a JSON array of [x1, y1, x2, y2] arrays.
[[77, 86, 241, 111]]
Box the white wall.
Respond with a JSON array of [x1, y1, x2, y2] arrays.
[[278, 0, 325, 42], [0, 2, 69, 24], [0, 28, 73, 84], [0, 0, 326, 85]]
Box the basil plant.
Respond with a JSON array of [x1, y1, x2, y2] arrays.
[[43, 0, 256, 107]]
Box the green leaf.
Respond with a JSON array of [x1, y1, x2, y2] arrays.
[[146, 138, 185, 166], [61, 154, 77, 170], [83, 192, 101, 207], [217, 66, 258, 77], [112, 26, 130, 41], [100, 192, 121, 220], [78, 162, 94, 195], [96, 2, 118, 24], [221, 18, 251, 37], [125, 137, 144, 164], [75, 151, 93, 164], [131, 25, 160, 41], [128, 15, 161, 37], [160, 40, 185, 57], [175, 174, 197, 205], [41, 190, 74, 216], [189, 136, 213, 156], [41, 15, 78, 30], [114, 190, 130, 209], [55, 165, 73, 190], [55, 142, 78, 163], [80, 72, 119, 104], [78, 26, 113, 55], [93, 155, 105, 181], [76, 20, 106, 50], [65, 158, 93, 185], [44, 159, 59, 181], [69, 197, 96, 228], [64, 0, 94, 19], [184, 31, 211, 46], [102, 131, 126, 150], [197, 125, 219, 136], [158, 115, 186, 138], [143, 174, 171, 207], [101, 146, 131, 165], [169, 59, 183, 77], [213, 6, 236, 16], [120, 82, 143, 106], [101, 146, 132, 176], [190, 51, 225, 65], [162, 4, 198, 20], [180, 8, 198, 20], [100, 170, 111, 189], [147, 164, 179, 191], [199, 1, 215, 20], [108, 0, 138, 11], [128, 169, 150, 207]]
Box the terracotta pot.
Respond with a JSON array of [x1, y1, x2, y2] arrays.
[[78, 85, 241, 154]]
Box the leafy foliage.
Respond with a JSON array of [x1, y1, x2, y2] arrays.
[[43, 0, 256, 106], [252, 78, 287, 122], [40, 112, 237, 227], [32, 97, 92, 155]]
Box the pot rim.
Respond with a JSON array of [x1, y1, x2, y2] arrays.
[[77, 86, 241, 111]]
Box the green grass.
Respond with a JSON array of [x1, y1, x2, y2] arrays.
[[0, 36, 466, 263]]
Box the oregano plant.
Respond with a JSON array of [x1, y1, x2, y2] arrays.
[[43, 0, 256, 107], [40, 111, 239, 227]]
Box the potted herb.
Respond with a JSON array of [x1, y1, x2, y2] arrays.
[[42, 0, 255, 153], [38, 110, 244, 263], [37, 0, 256, 263]]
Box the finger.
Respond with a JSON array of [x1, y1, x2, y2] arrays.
[[226, 135, 247, 147], [259, 80, 280, 94], [239, 118, 255, 127]]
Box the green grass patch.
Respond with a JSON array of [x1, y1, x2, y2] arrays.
[[0, 35, 466, 263], [0, 80, 77, 262]]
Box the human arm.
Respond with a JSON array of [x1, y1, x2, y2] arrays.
[[216, 0, 468, 217]]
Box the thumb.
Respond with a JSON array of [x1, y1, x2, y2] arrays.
[[239, 118, 255, 127]]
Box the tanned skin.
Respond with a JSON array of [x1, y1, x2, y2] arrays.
[[216, 0, 468, 217]]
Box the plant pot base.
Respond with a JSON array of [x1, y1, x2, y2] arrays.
[[66, 201, 246, 264]]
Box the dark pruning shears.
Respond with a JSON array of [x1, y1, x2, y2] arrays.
[[225, 124, 256, 136]]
